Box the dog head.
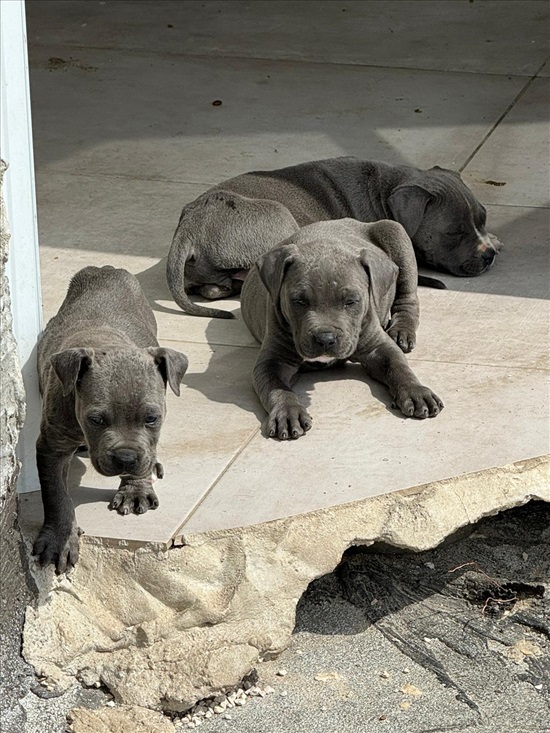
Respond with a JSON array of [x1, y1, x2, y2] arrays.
[[256, 230, 397, 363], [50, 346, 188, 477], [388, 166, 498, 277]]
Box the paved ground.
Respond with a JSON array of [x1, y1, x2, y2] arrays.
[[14, 1, 550, 731], [20, 0, 550, 545], [17, 502, 550, 732]]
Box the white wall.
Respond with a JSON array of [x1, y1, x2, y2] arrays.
[[0, 0, 43, 493]]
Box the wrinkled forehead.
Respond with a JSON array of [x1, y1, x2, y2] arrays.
[[79, 351, 164, 401], [286, 241, 364, 285]]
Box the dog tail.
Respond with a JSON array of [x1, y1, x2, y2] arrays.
[[417, 275, 447, 290], [166, 230, 235, 320]]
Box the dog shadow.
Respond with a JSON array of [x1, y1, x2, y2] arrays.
[[185, 316, 404, 438]]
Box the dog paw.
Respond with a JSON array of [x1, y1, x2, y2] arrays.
[[393, 385, 444, 419], [267, 403, 313, 440], [33, 520, 81, 574], [487, 232, 503, 252], [110, 479, 160, 515], [386, 323, 416, 353]]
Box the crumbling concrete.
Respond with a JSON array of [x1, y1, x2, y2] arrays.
[[0, 160, 35, 732], [23, 455, 548, 714]]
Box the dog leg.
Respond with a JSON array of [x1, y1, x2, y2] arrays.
[[33, 435, 81, 573], [356, 337, 443, 419], [253, 349, 311, 440]]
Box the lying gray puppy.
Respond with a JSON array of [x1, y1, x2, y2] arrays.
[[167, 156, 500, 318], [241, 218, 443, 440], [34, 265, 188, 572]]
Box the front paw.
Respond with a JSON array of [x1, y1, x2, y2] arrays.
[[109, 478, 159, 515], [487, 232, 503, 252], [386, 319, 416, 353], [393, 384, 444, 419], [33, 520, 82, 574], [267, 403, 312, 440]]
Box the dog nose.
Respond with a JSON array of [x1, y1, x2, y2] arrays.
[[314, 330, 337, 347], [112, 448, 139, 471]]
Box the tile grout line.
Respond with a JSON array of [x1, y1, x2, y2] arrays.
[[28, 42, 548, 79], [459, 55, 550, 173], [168, 424, 262, 543]]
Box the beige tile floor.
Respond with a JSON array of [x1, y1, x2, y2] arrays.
[[21, 1, 550, 545]]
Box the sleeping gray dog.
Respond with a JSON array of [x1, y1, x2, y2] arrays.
[[241, 218, 443, 440], [34, 265, 188, 572], [167, 157, 500, 318]]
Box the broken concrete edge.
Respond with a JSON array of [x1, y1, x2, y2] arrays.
[[22, 454, 549, 716], [67, 704, 177, 733]]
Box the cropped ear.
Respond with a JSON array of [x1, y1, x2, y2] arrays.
[[148, 347, 188, 396], [50, 348, 94, 396], [256, 243, 298, 306], [387, 184, 434, 238], [360, 247, 399, 313]]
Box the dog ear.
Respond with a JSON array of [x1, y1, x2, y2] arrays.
[[430, 165, 462, 180], [50, 348, 94, 396], [387, 184, 434, 238], [256, 243, 297, 305], [360, 247, 399, 313], [148, 347, 188, 396]]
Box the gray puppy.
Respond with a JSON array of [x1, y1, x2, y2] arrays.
[[34, 265, 188, 572], [241, 218, 443, 440], [167, 157, 500, 318]]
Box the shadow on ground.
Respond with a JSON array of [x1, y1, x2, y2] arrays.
[[295, 501, 550, 712]]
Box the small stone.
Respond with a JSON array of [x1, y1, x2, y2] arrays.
[[523, 552, 529, 561], [234, 698, 246, 706], [276, 669, 287, 677], [379, 714, 387, 721], [534, 684, 543, 690], [106, 700, 115, 707], [379, 671, 390, 679], [280, 690, 288, 697], [295, 649, 303, 655], [222, 713, 232, 720], [205, 710, 213, 719], [213, 705, 224, 714], [264, 685, 275, 694], [402, 668, 410, 674], [400, 684, 422, 697], [424, 561, 435, 570]]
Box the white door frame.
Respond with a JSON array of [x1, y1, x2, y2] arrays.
[[1, 0, 43, 493]]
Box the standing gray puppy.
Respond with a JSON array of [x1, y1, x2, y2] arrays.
[[241, 219, 443, 440], [167, 157, 500, 318], [34, 266, 188, 573]]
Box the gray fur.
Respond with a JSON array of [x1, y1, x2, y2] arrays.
[[34, 265, 188, 572], [241, 219, 443, 440], [167, 157, 498, 318]]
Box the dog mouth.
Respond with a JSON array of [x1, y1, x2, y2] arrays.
[[92, 453, 155, 479]]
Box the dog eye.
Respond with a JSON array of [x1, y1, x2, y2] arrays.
[[87, 414, 104, 426], [344, 299, 358, 308], [291, 298, 308, 307], [145, 415, 159, 426]]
